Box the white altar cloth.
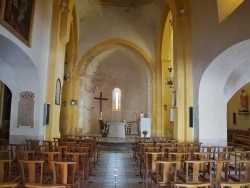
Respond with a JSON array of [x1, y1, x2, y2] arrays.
[[107, 121, 126, 138]]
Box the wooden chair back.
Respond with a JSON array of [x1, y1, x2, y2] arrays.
[[19, 160, 51, 184], [0, 182, 19, 188], [183, 160, 211, 183], [9, 144, 26, 160], [192, 152, 212, 161], [64, 152, 90, 183], [152, 160, 180, 187], [0, 150, 10, 160], [215, 145, 233, 152], [60, 142, 75, 152], [51, 161, 80, 188], [209, 159, 230, 185], [168, 152, 189, 170], [25, 183, 66, 188], [219, 182, 250, 188], [0, 159, 13, 182], [229, 151, 250, 174], [25, 140, 40, 151], [16, 150, 35, 161], [144, 151, 165, 187], [51, 146, 68, 160], [41, 151, 61, 173], [174, 182, 211, 188], [214, 151, 233, 160]]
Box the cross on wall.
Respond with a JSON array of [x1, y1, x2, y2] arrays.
[[94, 92, 108, 114]]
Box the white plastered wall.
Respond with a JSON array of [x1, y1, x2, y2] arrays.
[[0, 1, 52, 143], [199, 40, 250, 146]]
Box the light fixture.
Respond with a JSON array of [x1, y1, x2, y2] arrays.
[[180, 9, 186, 15], [70, 99, 78, 105]]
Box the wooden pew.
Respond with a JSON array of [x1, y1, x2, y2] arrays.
[[231, 134, 250, 150]]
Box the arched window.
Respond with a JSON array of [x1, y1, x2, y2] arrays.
[[112, 88, 121, 111]]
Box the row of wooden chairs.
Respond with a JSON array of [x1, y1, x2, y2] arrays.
[[133, 138, 250, 187], [0, 136, 100, 165], [0, 150, 90, 186], [146, 157, 250, 187], [0, 137, 101, 187]]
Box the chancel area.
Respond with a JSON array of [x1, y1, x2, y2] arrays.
[[1, 0, 250, 187]]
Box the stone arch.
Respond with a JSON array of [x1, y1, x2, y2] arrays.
[[199, 39, 250, 146], [77, 38, 155, 77], [77, 38, 154, 133], [0, 35, 38, 92]]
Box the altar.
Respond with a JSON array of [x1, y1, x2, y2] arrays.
[[107, 121, 126, 138]]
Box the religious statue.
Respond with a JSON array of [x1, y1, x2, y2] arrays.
[[240, 89, 248, 111]]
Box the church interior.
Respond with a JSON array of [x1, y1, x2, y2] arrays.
[[0, 0, 250, 187]]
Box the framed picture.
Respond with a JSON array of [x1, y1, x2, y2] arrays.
[[0, 0, 35, 46], [55, 79, 61, 105]]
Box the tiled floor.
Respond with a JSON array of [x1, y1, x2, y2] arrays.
[[87, 150, 145, 188]]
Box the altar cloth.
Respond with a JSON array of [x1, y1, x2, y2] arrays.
[[107, 121, 126, 138]]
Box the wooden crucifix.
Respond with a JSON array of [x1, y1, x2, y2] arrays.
[[94, 92, 108, 114]]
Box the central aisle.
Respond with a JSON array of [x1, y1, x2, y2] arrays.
[[88, 150, 144, 188]]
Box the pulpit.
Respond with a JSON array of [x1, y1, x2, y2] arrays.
[[107, 121, 126, 138]]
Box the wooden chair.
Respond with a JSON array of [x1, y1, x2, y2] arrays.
[[213, 151, 233, 160], [174, 182, 211, 188], [143, 151, 165, 187], [208, 159, 230, 186], [201, 146, 216, 159], [219, 181, 250, 188], [51, 146, 68, 161], [40, 151, 61, 174], [60, 142, 75, 153], [51, 161, 80, 188], [139, 146, 160, 176], [25, 140, 40, 151], [16, 150, 35, 161], [168, 152, 190, 174], [0, 139, 9, 150], [215, 145, 233, 152], [0, 159, 13, 182], [65, 152, 90, 186], [229, 160, 250, 182], [184, 147, 200, 158], [192, 152, 212, 161], [164, 147, 184, 159], [229, 151, 250, 175], [185, 142, 203, 148], [19, 160, 51, 184], [181, 160, 211, 183], [125, 122, 132, 135], [42, 141, 57, 151], [9, 144, 26, 161], [80, 141, 96, 167], [70, 146, 92, 175], [0, 150, 10, 160], [151, 160, 180, 187]]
